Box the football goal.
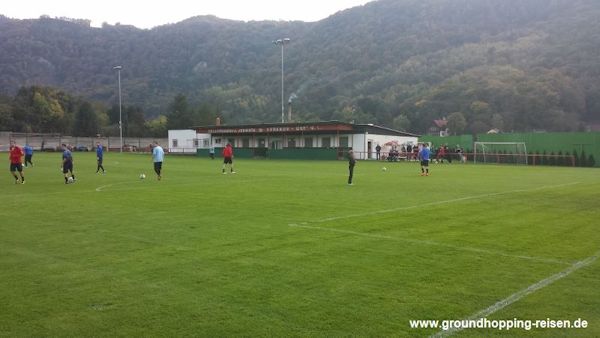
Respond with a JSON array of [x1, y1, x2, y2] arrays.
[[473, 142, 528, 165]]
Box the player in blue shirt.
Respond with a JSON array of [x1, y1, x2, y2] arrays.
[[151, 142, 165, 180], [418, 143, 431, 176], [61, 144, 75, 183], [23, 144, 34, 167], [95, 142, 105, 174]]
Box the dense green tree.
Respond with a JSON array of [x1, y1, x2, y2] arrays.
[[107, 105, 121, 125], [0, 95, 14, 130], [1, 0, 600, 132], [73, 102, 98, 136], [124, 106, 147, 137], [11, 87, 72, 133], [145, 115, 168, 137], [446, 112, 467, 135], [392, 114, 411, 132], [195, 103, 218, 126], [167, 94, 193, 130]]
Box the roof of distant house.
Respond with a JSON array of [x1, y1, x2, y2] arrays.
[[433, 118, 448, 128]]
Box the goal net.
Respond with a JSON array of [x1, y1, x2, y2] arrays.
[[473, 142, 528, 165]]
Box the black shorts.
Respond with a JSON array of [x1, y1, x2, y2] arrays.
[[25, 154, 33, 161], [10, 163, 23, 172], [154, 162, 162, 171], [63, 161, 73, 173], [223, 157, 233, 164], [421, 160, 429, 167]]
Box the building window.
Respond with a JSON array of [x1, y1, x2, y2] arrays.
[[203, 139, 210, 147], [193, 139, 199, 147], [288, 138, 296, 148], [339, 136, 349, 148], [322, 137, 331, 148], [242, 138, 250, 148], [214, 138, 221, 145], [172, 139, 178, 147], [304, 137, 313, 148], [228, 138, 235, 146], [258, 138, 266, 148]]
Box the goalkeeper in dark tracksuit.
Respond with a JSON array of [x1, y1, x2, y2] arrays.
[[348, 149, 356, 185]]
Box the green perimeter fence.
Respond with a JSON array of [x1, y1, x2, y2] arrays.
[[421, 132, 600, 167]]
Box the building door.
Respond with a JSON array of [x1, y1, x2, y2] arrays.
[[339, 136, 349, 148], [304, 137, 313, 148], [368, 141, 373, 159], [271, 139, 282, 149]]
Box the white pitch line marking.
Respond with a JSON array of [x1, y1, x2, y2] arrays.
[[431, 250, 600, 338], [95, 181, 135, 192], [287, 182, 581, 265], [312, 182, 580, 224], [288, 223, 570, 265]]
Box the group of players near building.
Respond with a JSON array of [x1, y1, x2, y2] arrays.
[[7, 141, 236, 184], [10, 140, 429, 185], [347, 143, 431, 185]]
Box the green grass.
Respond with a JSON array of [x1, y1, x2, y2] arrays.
[[1, 152, 599, 337]]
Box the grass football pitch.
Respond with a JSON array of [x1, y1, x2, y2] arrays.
[[1, 152, 599, 337]]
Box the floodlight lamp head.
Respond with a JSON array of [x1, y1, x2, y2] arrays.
[[273, 38, 291, 46]]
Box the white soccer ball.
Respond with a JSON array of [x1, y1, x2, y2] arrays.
[[67, 176, 74, 183], [382, 167, 387, 172], [139, 173, 146, 180]]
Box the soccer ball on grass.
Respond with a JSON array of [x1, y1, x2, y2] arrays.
[[382, 167, 387, 172], [139, 173, 146, 180], [67, 176, 74, 184]]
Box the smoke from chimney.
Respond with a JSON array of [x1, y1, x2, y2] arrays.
[[287, 94, 298, 122]]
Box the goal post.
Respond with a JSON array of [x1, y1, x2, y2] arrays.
[[473, 142, 528, 165]]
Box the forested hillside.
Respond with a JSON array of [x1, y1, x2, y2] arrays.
[[1, 0, 599, 134]]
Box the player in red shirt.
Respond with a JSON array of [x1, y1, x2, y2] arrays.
[[222, 143, 236, 174], [9, 140, 25, 184]]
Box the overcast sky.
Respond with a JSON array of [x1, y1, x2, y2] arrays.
[[2, 0, 374, 29]]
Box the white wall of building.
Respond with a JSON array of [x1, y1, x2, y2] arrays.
[[195, 133, 212, 149], [168, 129, 198, 153], [350, 134, 418, 160], [168, 128, 418, 158]]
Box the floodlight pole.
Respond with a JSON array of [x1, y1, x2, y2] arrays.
[[113, 65, 123, 152], [273, 38, 290, 123]]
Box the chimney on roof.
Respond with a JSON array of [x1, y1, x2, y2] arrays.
[[216, 117, 221, 126]]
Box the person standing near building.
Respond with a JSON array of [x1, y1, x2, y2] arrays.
[[95, 142, 106, 174], [23, 144, 33, 167], [419, 143, 431, 176], [456, 145, 465, 163], [61, 144, 75, 184], [222, 143, 236, 174], [152, 142, 164, 180], [375, 144, 382, 160], [9, 140, 25, 184], [348, 148, 356, 185], [436, 144, 446, 163]]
